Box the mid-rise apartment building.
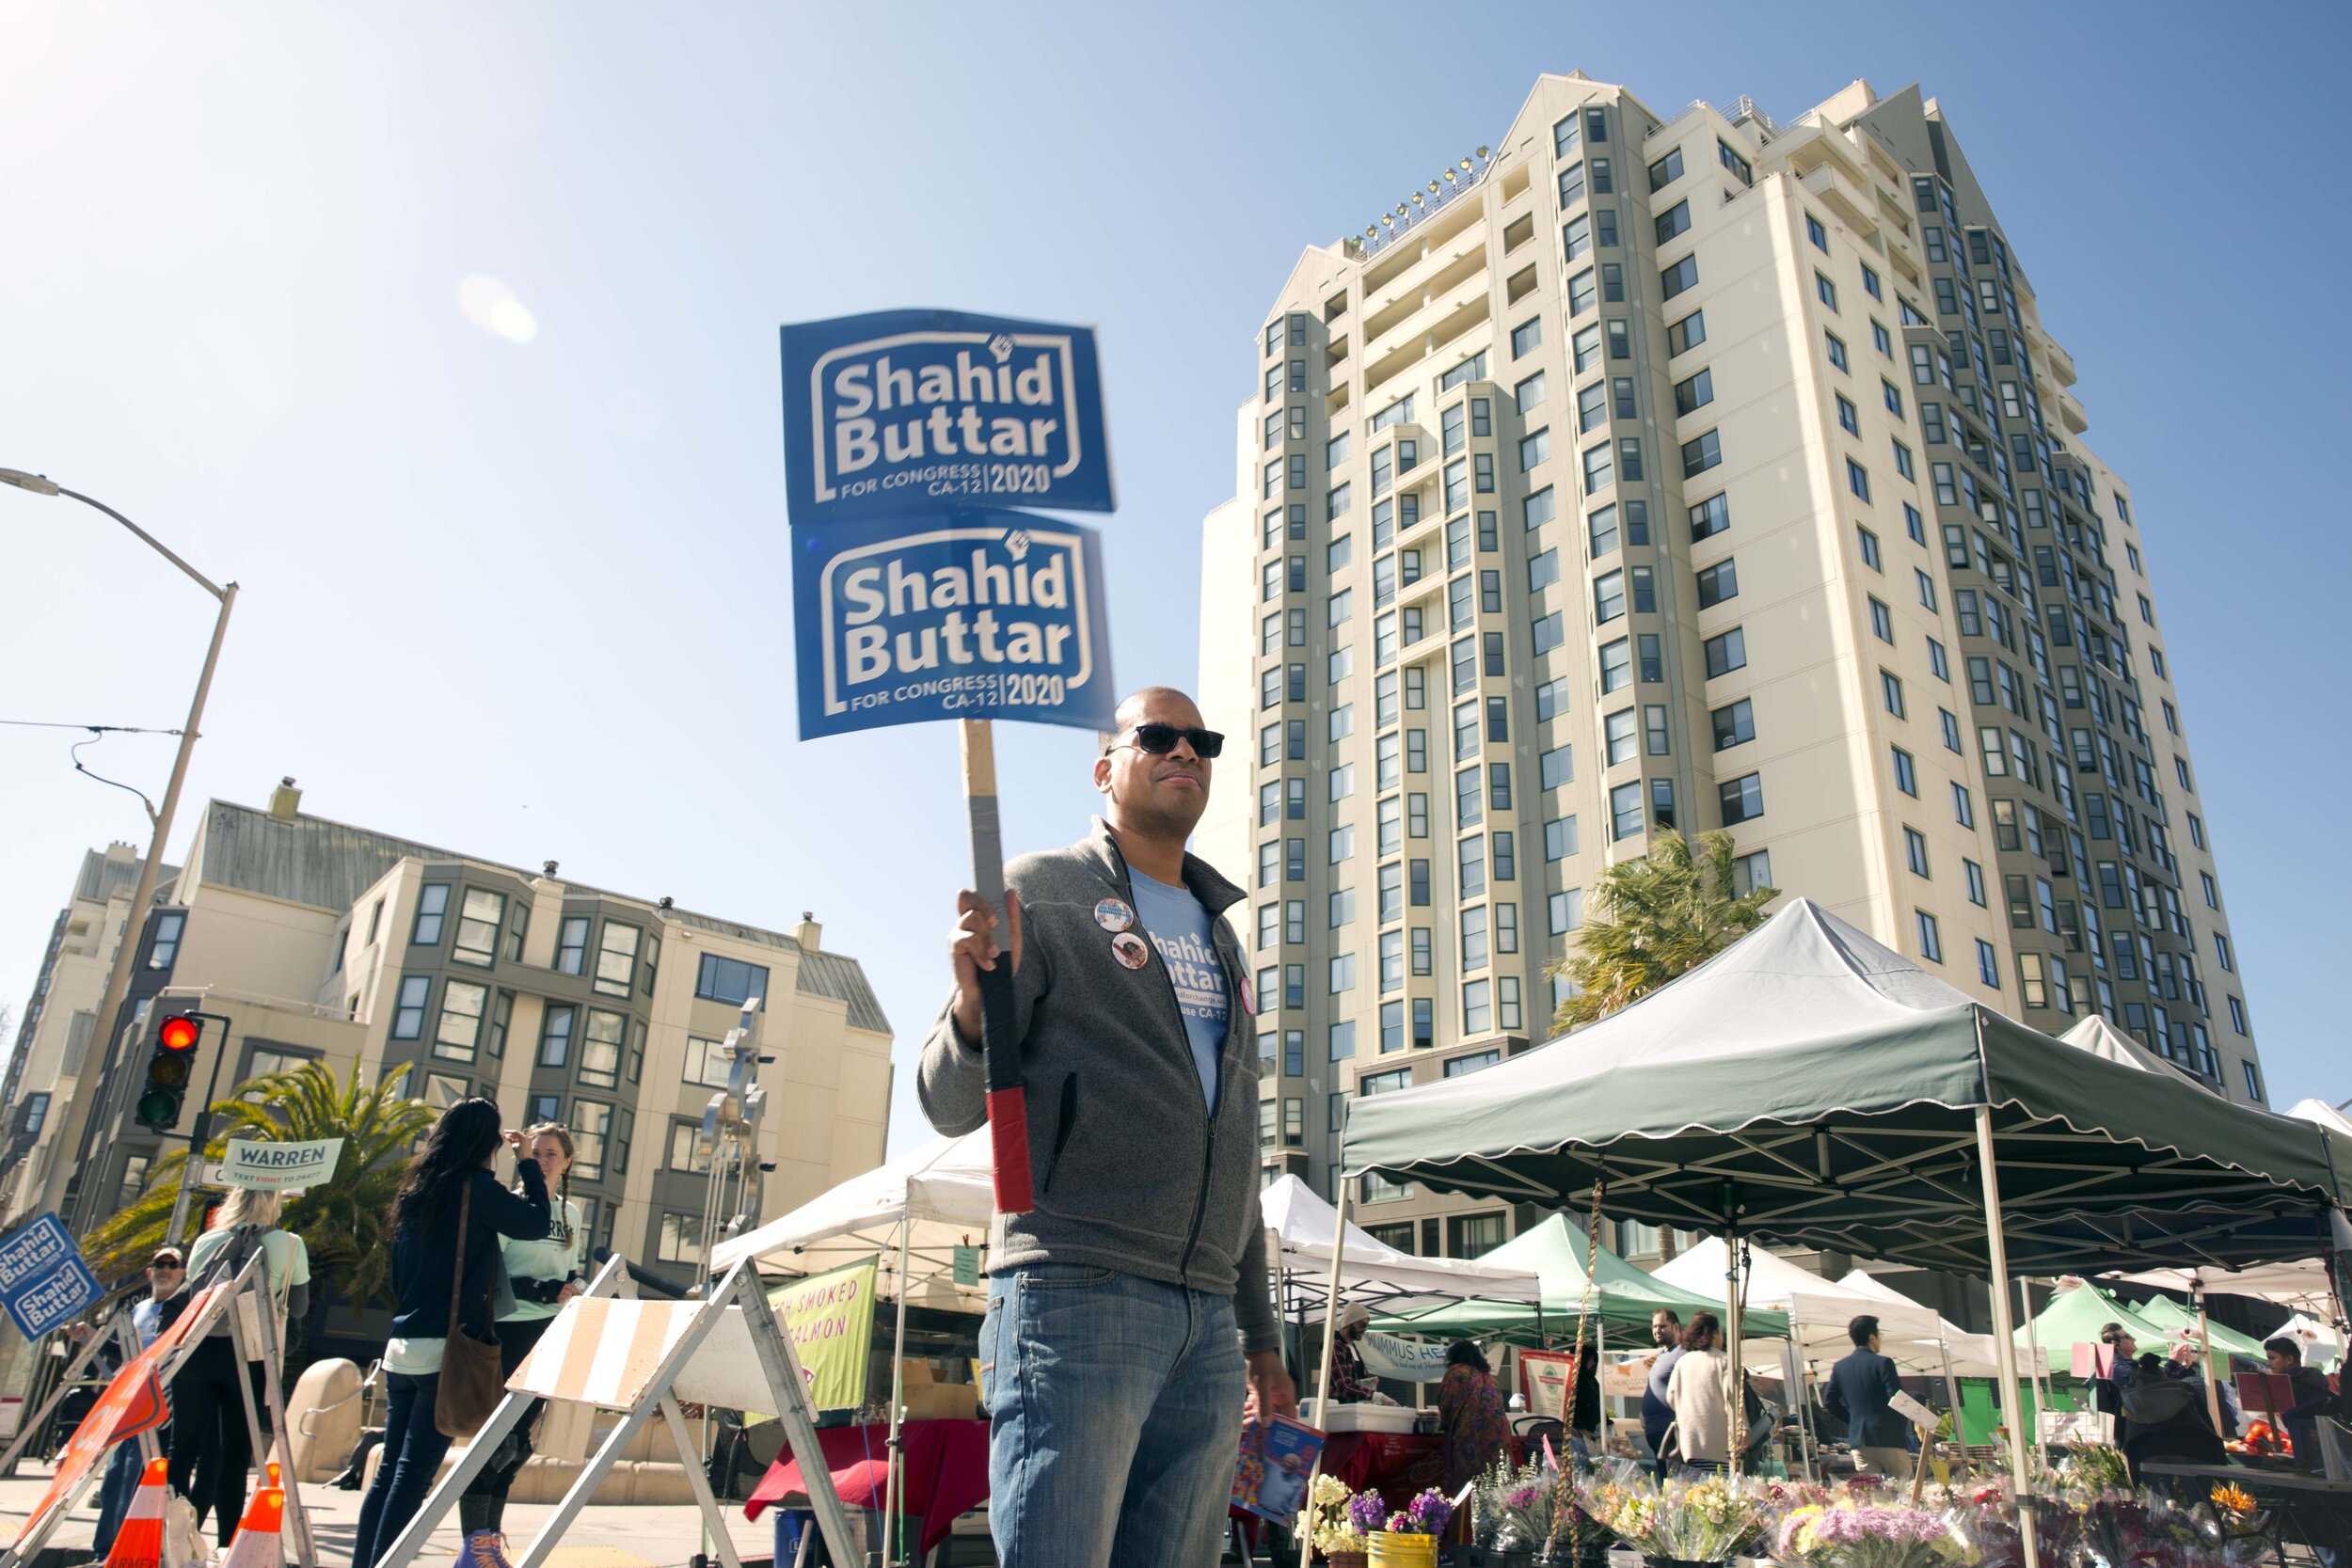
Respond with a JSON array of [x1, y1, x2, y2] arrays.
[[1, 782, 895, 1306], [1200, 72, 2260, 1260]]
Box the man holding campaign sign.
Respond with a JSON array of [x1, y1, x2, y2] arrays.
[[785, 309, 1290, 1565]]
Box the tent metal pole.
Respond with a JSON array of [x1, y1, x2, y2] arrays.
[[1724, 1227, 1744, 1476], [883, 1214, 911, 1568], [1300, 1176, 1356, 1563], [1938, 1330, 1966, 1486], [2193, 1283, 2226, 1436], [1974, 1104, 2041, 1568]]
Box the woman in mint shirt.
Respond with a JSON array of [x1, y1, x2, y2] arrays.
[[458, 1123, 587, 1548]]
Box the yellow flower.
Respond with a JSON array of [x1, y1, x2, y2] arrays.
[[2211, 1482, 2256, 1515]]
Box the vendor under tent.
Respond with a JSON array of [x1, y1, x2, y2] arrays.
[[1336, 895, 2351, 1561], [1367, 1211, 1786, 1345], [2273, 1312, 2343, 1370]]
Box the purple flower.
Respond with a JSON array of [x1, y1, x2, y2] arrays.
[[1406, 1487, 1454, 1536], [1346, 1493, 1390, 1535]]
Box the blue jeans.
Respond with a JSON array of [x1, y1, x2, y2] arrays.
[[981, 1264, 1246, 1568], [92, 1435, 151, 1555], [351, 1371, 452, 1568]]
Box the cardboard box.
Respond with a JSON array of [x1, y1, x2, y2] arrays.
[[898, 1359, 980, 1421]]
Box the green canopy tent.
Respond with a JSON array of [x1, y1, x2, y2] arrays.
[[2132, 1291, 2272, 1364], [2018, 1278, 2170, 1358], [1330, 898, 2350, 1525], [1369, 1212, 1788, 1344]]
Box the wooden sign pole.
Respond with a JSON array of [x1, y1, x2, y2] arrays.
[[961, 719, 1033, 1214]]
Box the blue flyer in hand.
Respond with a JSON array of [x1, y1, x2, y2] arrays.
[[1231, 1414, 1325, 1526]]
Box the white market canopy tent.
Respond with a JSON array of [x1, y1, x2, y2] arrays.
[[2290, 1099, 2352, 1140], [712, 1128, 993, 1310], [1259, 1174, 1545, 1317], [1835, 1270, 2014, 1376], [2058, 1014, 2217, 1092]]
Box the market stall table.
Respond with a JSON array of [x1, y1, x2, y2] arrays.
[[745, 1418, 989, 1559], [2141, 1462, 2352, 1564]]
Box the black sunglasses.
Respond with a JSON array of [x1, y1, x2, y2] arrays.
[[1118, 722, 1223, 759]]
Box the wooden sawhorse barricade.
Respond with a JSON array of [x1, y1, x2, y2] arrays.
[[374, 1257, 858, 1568], [0, 1251, 320, 1568]]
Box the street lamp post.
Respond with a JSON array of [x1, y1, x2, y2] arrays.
[[0, 468, 237, 1235]]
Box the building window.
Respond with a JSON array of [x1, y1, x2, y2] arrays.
[[1892, 747, 1918, 798], [390, 975, 430, 1040], [1711, 699, 1754, 751], [434, 980, 487, 1062], [1718, 772, 1764, 825], [1667, 310, 1706, 356], [1826, 332, 1849, 372], [555, 916, 590, 974], [453, 890, 503, 967], [1694, 559, 1738, 608], [1915, 911, 1943, 963], [1680, 430, 1722, 479], [580, 1009, 628, 1088], [657, 1211, 704, 1264], [1661, 254, 1698, 299], [695, 953, 770, 1005], [2242, 1059, 2262, 1099], [538, 1005, 576, 1068], [1693, 631, 1744, 683], [412, 883, 452, 945], [146, 911, 186, 971]]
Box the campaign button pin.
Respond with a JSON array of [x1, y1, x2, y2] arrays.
[[1238, 970, 1256, 1015], [1094, 898, 1135, 932], [1110, 931, 1151, 971]]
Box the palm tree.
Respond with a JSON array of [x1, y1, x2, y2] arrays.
[[86, 1062, 433, 1320], [1546, 829, 1776, 1031]]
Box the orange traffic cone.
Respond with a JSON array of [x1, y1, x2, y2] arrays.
[[103, 1457, 169, 1568], [217, 1487, 283, 1568]]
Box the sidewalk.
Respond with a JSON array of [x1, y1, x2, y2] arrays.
[[0, 1463, 781, 1568]]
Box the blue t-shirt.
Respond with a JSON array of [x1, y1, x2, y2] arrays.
[[1128, 869, 1230, 1109]]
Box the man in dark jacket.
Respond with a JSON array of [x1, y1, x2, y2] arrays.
[[922, 687, 1294, 1568], [1642, 1308, 1684, 1468], [1822, 1315, 1911, 1476], [2266, 1336, 2336, 1472]]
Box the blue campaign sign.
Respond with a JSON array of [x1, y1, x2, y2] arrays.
[[794, 508, 1116, 739], [0, 1212, 101, 1339], [779, 309, 1115, 524]]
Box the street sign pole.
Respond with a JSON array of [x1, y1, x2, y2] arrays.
[[961, 720, 1032, 1215]]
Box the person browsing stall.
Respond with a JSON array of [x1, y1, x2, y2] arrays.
[[457, 1123, 588, 1553], [920, 687, 1293, 1568], [1822, 1314, 1912, 1478], [1643, 1308, 1685, 1467]]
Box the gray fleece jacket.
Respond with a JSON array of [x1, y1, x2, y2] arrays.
[[918, 817, 1279, 1354]]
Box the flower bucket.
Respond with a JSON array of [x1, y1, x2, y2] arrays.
[[1369, 1531, 1440, 1568], [1327, 1554, 1369, 1568], [1639, 1558, 1729, 1568]]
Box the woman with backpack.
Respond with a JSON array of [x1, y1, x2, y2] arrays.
[[350, 1099, 549, 1568], [169, 1188, 310, 1548], [456, 1122, 587, 1552]]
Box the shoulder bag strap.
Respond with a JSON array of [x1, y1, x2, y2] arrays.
[[448, 1180, 471, 1337]]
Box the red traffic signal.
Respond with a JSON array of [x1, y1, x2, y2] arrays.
[[137, 1011, 206, 1129]]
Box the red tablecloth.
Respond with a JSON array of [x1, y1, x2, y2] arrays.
[[1324, 1431, 1449, 1514], [744, 1419, 990, 1556]]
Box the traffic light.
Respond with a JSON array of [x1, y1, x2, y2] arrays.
[[135, 1011, 204, 1130]]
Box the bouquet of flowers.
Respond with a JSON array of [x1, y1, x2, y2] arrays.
[[1947, 1492, 2081, 1568], [1576, 1462, 1768, 1563], [1772, 1502, 1962, 1568], [1377, 1486, 1454, 1538], [1306, 1473, 1368, 1560]]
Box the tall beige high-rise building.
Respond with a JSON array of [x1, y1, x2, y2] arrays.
[[1200, 72, 2261, 1259]]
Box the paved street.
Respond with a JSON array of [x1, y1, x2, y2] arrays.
[[0, 1463, 781, 1568]]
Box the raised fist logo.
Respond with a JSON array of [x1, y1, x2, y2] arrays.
[[988, 334, 1015, 364], [1004, 529, 1032, 561]]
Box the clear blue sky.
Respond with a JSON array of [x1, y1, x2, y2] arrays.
[[4, 1, 2346, 1160]]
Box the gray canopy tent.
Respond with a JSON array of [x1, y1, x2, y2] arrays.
[[1334, 899, 2350, 1553]]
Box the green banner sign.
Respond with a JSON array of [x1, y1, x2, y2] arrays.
[[769, 1256, 880, 1413]]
